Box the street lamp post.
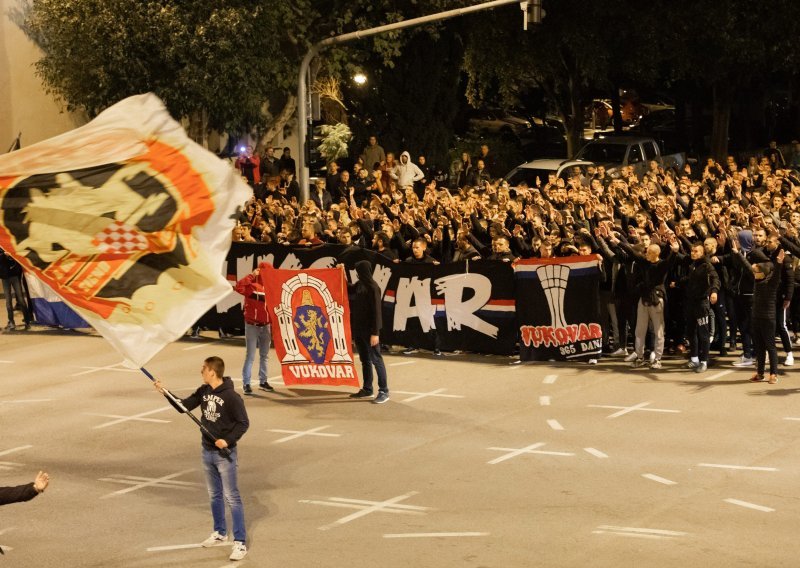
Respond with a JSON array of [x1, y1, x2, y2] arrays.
[[296, 0, 528, 202]]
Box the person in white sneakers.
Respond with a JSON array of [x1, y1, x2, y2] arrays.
[[155, 357, 250, 561]]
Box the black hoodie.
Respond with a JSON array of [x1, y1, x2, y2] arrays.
[[350, 260, 383, 338], [175, 377, 249, 451]]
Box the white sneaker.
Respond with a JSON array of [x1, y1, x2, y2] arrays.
[[624, 352, 638, 362], [785, 353, 795, 366], [610, 347, 627, 357], [588, 359, 598, 365], [201, 531, 228, 547], [732, 356, 754, 367], [229, 541, 248, 561], [649, 351, 656, 364]]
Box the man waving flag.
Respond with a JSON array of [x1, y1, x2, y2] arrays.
[[0, 93, 250, 366]]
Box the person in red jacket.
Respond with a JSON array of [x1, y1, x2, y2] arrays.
[[234, 267, 272, 394]]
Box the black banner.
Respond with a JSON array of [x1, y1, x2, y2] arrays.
[[515, 256, 603, 361], [208, 243, 517, 355]]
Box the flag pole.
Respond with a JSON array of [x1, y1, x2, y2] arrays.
[[140, 367, 232, 460]]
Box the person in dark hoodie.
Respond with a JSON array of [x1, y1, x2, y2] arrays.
[[0, 249, 31, 331], [349, 261, 389, 404], [154, 356, 250, 561], [679, 242, 721, 373], [732, 239, 784, 384]]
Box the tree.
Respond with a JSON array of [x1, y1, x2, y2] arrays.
[[15, 0, 460, 147]]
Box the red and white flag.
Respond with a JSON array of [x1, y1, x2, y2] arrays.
[[260, 265, 359, 388], [0, 93, 250, 366]]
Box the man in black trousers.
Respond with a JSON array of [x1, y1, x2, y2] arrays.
[[349, 261, 389, 404]]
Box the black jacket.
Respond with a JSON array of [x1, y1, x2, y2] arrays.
[[0, 483, 38, 506], [174, 377, 249, 451], [679, 256, 720, 310], [350, 261, 382, 338], [0, 253, 22, 280]]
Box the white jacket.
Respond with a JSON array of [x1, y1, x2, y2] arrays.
[[390, 151, 424, 189]]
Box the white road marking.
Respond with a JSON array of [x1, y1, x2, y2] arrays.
[[698, 463, 778, 472], [487, 443, 574, 464], [383, 532, 489, 539], [583, 448, 608, 459], [0, 399, 53, 404], [70, 362, 140, 377], [100, 468, 197, 498], [642, 473, 677, 486], [543, 374, 558, 384], [0, 360, 13, 363], [594, 525, 687, 539], [147, 542, 233, 552], [588, 401, 681, 419], [724, 498, 775, 512], [300, 491, 431, 531], [0, 462, 24, 472], [388, 361, 416, 367], [0, 446, 32, 457], [547, 419, 564, 431], [783, 417, 800, 421], [86, 407, 171, 429], [269, 425, 340, 444], [704, 370, 733, 381], [393, 389, 464, 403], [539, 396, 551, 406], [182, 341, 220, 351]]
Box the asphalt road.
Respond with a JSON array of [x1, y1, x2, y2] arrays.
[[1, 327, 799, 567]]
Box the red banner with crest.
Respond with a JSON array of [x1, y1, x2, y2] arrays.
[[260, 265, 358, 388]]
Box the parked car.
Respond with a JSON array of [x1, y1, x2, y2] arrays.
[[467, 108, 532, 136], [503, 159, 595, 187], [574, 136, 685, 178]]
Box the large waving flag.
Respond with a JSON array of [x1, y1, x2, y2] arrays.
[[0, 94, 250, 366]]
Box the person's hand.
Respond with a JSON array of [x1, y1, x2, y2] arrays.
[[370, 334, 379, 347], [215, 439, 229, 449], [153, 380, 166, 395], [33, 471, 49, 493], [710, 292, 718, 305], [778, 249, 786, 264]]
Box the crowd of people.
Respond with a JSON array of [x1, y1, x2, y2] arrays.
[[233, 136, 800, 377]]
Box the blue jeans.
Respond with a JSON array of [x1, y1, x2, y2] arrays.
[[242, 323, 270, 387], [354, 336, 388, 394], [202, 447, 246, 543]]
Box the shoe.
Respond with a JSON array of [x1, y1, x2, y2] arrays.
[[719, 348, 728, 357], [3, 324, 14, 332], [349, 389, 373, 399], [588, 359, 598, 365], [649, 351, 656, 364], [402, 347, 419, 355], [23, 323, 30, 331], [610, 347, 628, 357], [769, 374, 778, 384], [749, 373, 765, 382], [694, 362, 707, 373], [243, 384, 253, 395], [259, 382, 274, 392], [229, 541, 247, 561], [650, 359, 662, 369], [201, 531, 228, 547], [624, 352, 638, 362], [785, 353, 794, 366], [373, 391, 390, 404], [433, 349, 443, 356], [686, 360, 699, 369], [631, 358, 646, 368], [733, 356, 754, 367]]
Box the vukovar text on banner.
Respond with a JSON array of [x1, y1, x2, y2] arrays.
[[514, 256, 603, 361]]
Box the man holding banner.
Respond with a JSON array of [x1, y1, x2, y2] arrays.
[[349, 260, 389, 403]]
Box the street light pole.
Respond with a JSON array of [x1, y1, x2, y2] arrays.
[[297, 0, 526, 202]]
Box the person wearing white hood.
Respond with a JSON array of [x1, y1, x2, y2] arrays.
[[390, 151, 424, 190]]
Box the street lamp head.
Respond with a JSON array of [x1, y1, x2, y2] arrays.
[[353, 73, 367, 85]]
